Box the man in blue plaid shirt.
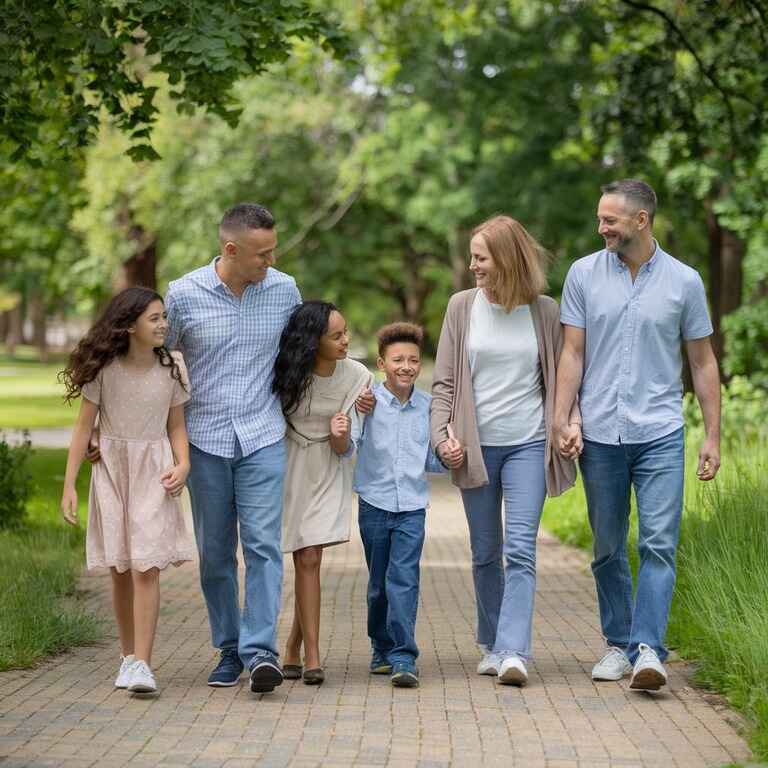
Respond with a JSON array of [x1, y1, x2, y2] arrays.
[[166, 203, 301, 693]]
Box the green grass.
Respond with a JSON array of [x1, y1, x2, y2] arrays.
[[0, 347, 76, 429], [0, 448, 101, 671], [541, 443, 768, 761]]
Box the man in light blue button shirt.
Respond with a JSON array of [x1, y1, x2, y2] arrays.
[[165, 203, 301, 693], [553, 180, 721, 692]]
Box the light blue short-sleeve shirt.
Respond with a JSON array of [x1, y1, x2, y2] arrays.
[[560, 242, 712, 445], [165, 258, 301, 458]]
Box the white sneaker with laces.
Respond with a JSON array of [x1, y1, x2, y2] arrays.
[[114, 654, 136, 688], [477, 651, 502, 676], [630, 643, 667, 691], [127, 660, 157, 693], [592, 647, 632, 681], [498, 655, 528, 686]]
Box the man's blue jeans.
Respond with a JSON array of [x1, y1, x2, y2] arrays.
[[358, 498, 425, 666], [187, 438, 285, 667], [460, 440, 546, 659], [579, 427, 685, 663]]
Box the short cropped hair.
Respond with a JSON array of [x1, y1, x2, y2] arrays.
[[601, 179, 657, 222], [219, 203, 275, 239], [376, 322, 424, 357], [472, 215, 549, 311]]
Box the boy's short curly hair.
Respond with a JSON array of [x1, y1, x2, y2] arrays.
[[377, 322, 424, 357]]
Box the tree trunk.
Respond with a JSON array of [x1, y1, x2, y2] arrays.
[[450, 228, 472, 292], [704, 200, 744, 372], [113, 205, 158, 292], [5, 302, 23, 355], [29, 291, 48, 362]]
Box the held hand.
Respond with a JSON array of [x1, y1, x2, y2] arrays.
[[696, 437, 721, 481], [330, 412, 351, 440], [161, 463, 190, 497], [355, 388, 376, 416], [60, 487, 79, 526], [85, 429, 101, 464], [557, 423, 583, 459], [438, 425, 465, 469]]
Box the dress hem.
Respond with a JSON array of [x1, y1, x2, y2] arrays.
[[86, 552, 196, 574]]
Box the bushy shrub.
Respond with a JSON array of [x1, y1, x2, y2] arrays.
[[683, 375, 768, 448], [0, 433, 32, 528], [723, 298, 768, 389]]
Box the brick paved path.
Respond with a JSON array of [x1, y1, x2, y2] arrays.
[[0, 477, 752, 767]]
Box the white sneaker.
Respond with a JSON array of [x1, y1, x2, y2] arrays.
[[592, 647, 632, 681], [477, 651, 501, 676], [498, 655, 528, 686], [114, 654, 136, 688], [127, 660, 158, 693], [630, 643, 667, 691]]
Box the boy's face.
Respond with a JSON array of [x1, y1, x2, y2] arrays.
[[378, 341, 421, 389]]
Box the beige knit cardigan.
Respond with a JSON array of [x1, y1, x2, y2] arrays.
[[430, 288, 577, 496]]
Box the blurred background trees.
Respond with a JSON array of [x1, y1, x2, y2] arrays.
[[2, 0, 766, 372]]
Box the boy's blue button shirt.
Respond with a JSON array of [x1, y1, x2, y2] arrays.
[[353, 382, 446, 513]]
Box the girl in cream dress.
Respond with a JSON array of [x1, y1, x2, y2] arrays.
[[273, 301, 373, 684]]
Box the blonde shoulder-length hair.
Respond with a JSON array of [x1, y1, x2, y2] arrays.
[[472, 215, 549, 310]]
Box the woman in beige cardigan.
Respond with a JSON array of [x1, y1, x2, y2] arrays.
[[430, 215, 580, 686]]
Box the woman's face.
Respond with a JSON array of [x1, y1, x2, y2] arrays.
[[469, 233, 497, 290], [317, 310, 349, 362]]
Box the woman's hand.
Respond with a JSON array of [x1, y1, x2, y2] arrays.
[[330, 412, 351, 440], [355, 388, 375, 415], [437, 425, 465, 469], [60, 486, 79, 526], [161, 462, 190, 497], [555, 422, 583, 459]]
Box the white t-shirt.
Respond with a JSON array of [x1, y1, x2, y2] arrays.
[[467, 291, 546, 446]]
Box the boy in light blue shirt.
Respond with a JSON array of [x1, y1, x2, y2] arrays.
[[353, 322, 446, 688]]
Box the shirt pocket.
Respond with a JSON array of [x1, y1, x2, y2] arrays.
[[411, 417, 429, 446]]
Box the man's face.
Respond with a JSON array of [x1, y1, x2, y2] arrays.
[[597, 194, 641, 254], [226, 227, 277, 283]]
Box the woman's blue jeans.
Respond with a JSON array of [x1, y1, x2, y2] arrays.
[[579, 427, 685, 663], [460, 440, 546, 659]]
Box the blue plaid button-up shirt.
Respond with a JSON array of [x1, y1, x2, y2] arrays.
[[165, 258, 301, 458]]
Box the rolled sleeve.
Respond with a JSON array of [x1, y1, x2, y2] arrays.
[[681, 273, 714, 340]]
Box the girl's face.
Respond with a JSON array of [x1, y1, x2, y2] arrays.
[[469, 233, 497, 289], [317, 310, 349, 362], [128, 299, 168, 348]]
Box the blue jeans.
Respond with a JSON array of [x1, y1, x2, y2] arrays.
[[187, 438, 285, 667], [579, 427, 685, 663], [358, 498, 425, 666], [460, 440, 546, 659]]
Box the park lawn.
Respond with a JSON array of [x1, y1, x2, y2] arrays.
[[541, 444, 768, 761], [0, 350, 76, 429], [0, 448, 101, 671]]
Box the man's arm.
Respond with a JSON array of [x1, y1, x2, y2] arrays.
[[553, 325, 585, 456], [686, 336, 721, 480]]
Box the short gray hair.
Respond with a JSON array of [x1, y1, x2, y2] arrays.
[[601, 179, 657, 222], [219, 203, 275, 237]]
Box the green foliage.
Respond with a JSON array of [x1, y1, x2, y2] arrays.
[[0, 0, 349, 161], [684, 376, 768, 449], [0, 433, 32, 529], [0, 448, 100, 671], [722, 299, 768, 388]]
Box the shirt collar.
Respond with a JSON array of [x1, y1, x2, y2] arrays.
[[206, 256, 274, 294], [375, 381, 416, 408], [610, 239, 662, 272]]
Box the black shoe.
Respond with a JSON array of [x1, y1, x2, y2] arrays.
[[249, 653, 284, 693], [391, 662, 419, 688], [208, 649, 244, 687]]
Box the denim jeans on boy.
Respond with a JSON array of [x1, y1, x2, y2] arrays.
[[579, 427, 685, 664], [187, 437, 286, 667], [358, 498, 425, 666], [460, 440, 546, 659]]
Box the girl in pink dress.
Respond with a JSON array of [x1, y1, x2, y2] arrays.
[[60, 287, 195, 694]]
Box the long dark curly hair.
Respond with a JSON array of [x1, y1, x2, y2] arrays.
[[59, 286, 185, 404], [273, 300, 337, 416]]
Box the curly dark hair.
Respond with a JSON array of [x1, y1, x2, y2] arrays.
[[376, 322, 424, 357], [273, 300, 337, 416], [59, 286, 185, 404]]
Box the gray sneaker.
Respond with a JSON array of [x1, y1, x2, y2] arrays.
[[629, 643, 667, 691], [592, 647, 632, 681]]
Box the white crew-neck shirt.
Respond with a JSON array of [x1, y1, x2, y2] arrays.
[[467, 290, 546, 446]]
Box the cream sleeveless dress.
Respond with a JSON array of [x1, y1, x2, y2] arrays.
[[282, 358, 373, 553], [81, 352, 196, 572]]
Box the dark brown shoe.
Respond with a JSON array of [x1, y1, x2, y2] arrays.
[[283, 664, 302, 680], [303, 667, 325, 685]]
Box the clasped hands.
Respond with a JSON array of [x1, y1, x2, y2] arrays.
[[554, 422, 583, 460]]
